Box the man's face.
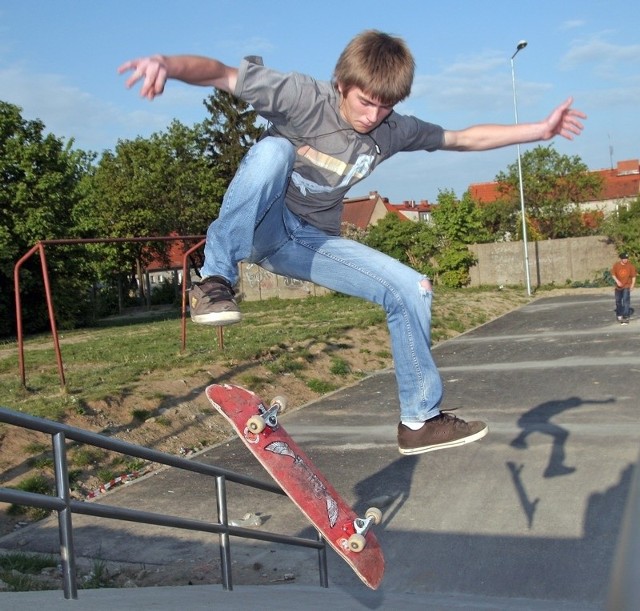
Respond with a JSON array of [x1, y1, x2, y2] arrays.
[[338, 85, 394, 134]]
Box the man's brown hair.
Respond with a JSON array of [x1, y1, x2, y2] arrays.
[[333, 30, 415, 106]]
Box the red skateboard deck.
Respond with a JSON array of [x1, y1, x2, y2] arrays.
[[206, 383, 384, 589]]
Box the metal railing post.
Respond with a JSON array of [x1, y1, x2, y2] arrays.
[[216, 474, 233, 590], [52, 431, 77, 598], [317, 529, 329, 588]]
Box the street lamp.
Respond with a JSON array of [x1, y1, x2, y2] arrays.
[[511, 40, 532, 296]]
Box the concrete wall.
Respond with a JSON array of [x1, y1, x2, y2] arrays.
[[225, 235, 616, 301], [237, 262, 331, 301], [468, 235, 617, 287]]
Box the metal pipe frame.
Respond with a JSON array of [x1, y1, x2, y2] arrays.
[[0, 406, 329, 598]]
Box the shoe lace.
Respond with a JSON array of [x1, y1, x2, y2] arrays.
[[437, 409, 466, 427], [201, 276, 235, 299]]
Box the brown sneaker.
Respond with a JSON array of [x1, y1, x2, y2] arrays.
[[397, 412, 488, 455], [189, 276, 242, 326]]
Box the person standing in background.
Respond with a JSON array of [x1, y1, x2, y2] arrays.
[[612, 252, 636, 325]]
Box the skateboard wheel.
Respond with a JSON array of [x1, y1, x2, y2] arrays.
[[348, 533, 366, 553], [365, 507, 382, 525], [247, 415, 266, 434], [270, 395, 287, 412]]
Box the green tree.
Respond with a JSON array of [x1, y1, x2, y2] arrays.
[[80, 135, 171, 297], [603, 196, 640, 260], [161, 121, 226, 237], [430, 190, 481, 287], [495, 145, 603, 240], [202, 90, 262, 185], [365, 214, 437, 277], [475, 197, 519, 243], [79, 121, 225, 299], [432, 189, 487, 244], [435, 243, 477, 288], [0, 101, 93, 336]]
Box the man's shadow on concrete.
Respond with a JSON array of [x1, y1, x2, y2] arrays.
[[510, 396, 615, 478], [352, 456, 420, 529]]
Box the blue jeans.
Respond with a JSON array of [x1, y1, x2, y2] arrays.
[[201, 137, 442, 422], [615, 288, 632, 318]]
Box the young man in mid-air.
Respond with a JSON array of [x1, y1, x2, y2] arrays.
[[120, 30, 586, 456]]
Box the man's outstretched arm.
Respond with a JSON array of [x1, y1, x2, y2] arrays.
[[442, 97, 586, 152], [118, 54, 238, 100]]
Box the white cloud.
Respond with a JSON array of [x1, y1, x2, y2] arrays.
[[561, 34, 640, 79], [409, 50, 550, 114], [0, 61, 206, 153], [559, 20, 585, 31]]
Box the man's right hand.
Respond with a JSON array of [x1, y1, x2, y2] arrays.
[[118, 55, 168, 100]]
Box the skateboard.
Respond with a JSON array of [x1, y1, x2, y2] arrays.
[[206, 383, 385, 589]]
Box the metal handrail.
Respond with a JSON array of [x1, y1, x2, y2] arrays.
[[0, 406, 328, 599]]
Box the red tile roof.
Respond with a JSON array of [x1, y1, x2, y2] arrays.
[[392, 200, 434, 212], [145, 235, 203, 270], [383, 202, 406, 219], [468, 159, 640, 204], [469, 182, 505, 203], [342, 194, 381, 229], [593, 167, 640, 199]]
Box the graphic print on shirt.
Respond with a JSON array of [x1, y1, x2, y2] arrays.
[[291, 145, 375, 196]]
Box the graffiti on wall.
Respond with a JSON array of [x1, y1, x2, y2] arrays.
[[240, 263, 324, 301]]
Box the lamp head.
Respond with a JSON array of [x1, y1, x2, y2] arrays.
[[517, 40, 528, 51]]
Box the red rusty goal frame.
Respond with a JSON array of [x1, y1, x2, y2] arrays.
[[13, 235, 212, 390]]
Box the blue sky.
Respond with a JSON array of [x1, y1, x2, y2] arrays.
[[1, 0, 638, 203]]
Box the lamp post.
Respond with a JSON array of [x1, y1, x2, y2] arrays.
[[511, 40, 532, 296]]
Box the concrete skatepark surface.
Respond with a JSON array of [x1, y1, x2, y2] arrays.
[[2, 292, 638, 609]]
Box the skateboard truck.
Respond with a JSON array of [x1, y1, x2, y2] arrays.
[[342, 507, 383, 552], [246, 396, 287, 434]]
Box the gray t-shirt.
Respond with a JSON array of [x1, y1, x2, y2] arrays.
[[234, 56, 445, 235]]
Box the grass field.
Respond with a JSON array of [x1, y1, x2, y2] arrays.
[[1, 287, 530, 422]]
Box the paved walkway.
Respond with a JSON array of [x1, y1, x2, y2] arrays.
[[2, 291, 638, 609]]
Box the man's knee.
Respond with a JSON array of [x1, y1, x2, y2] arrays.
[[254, 136, 295, 166]]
